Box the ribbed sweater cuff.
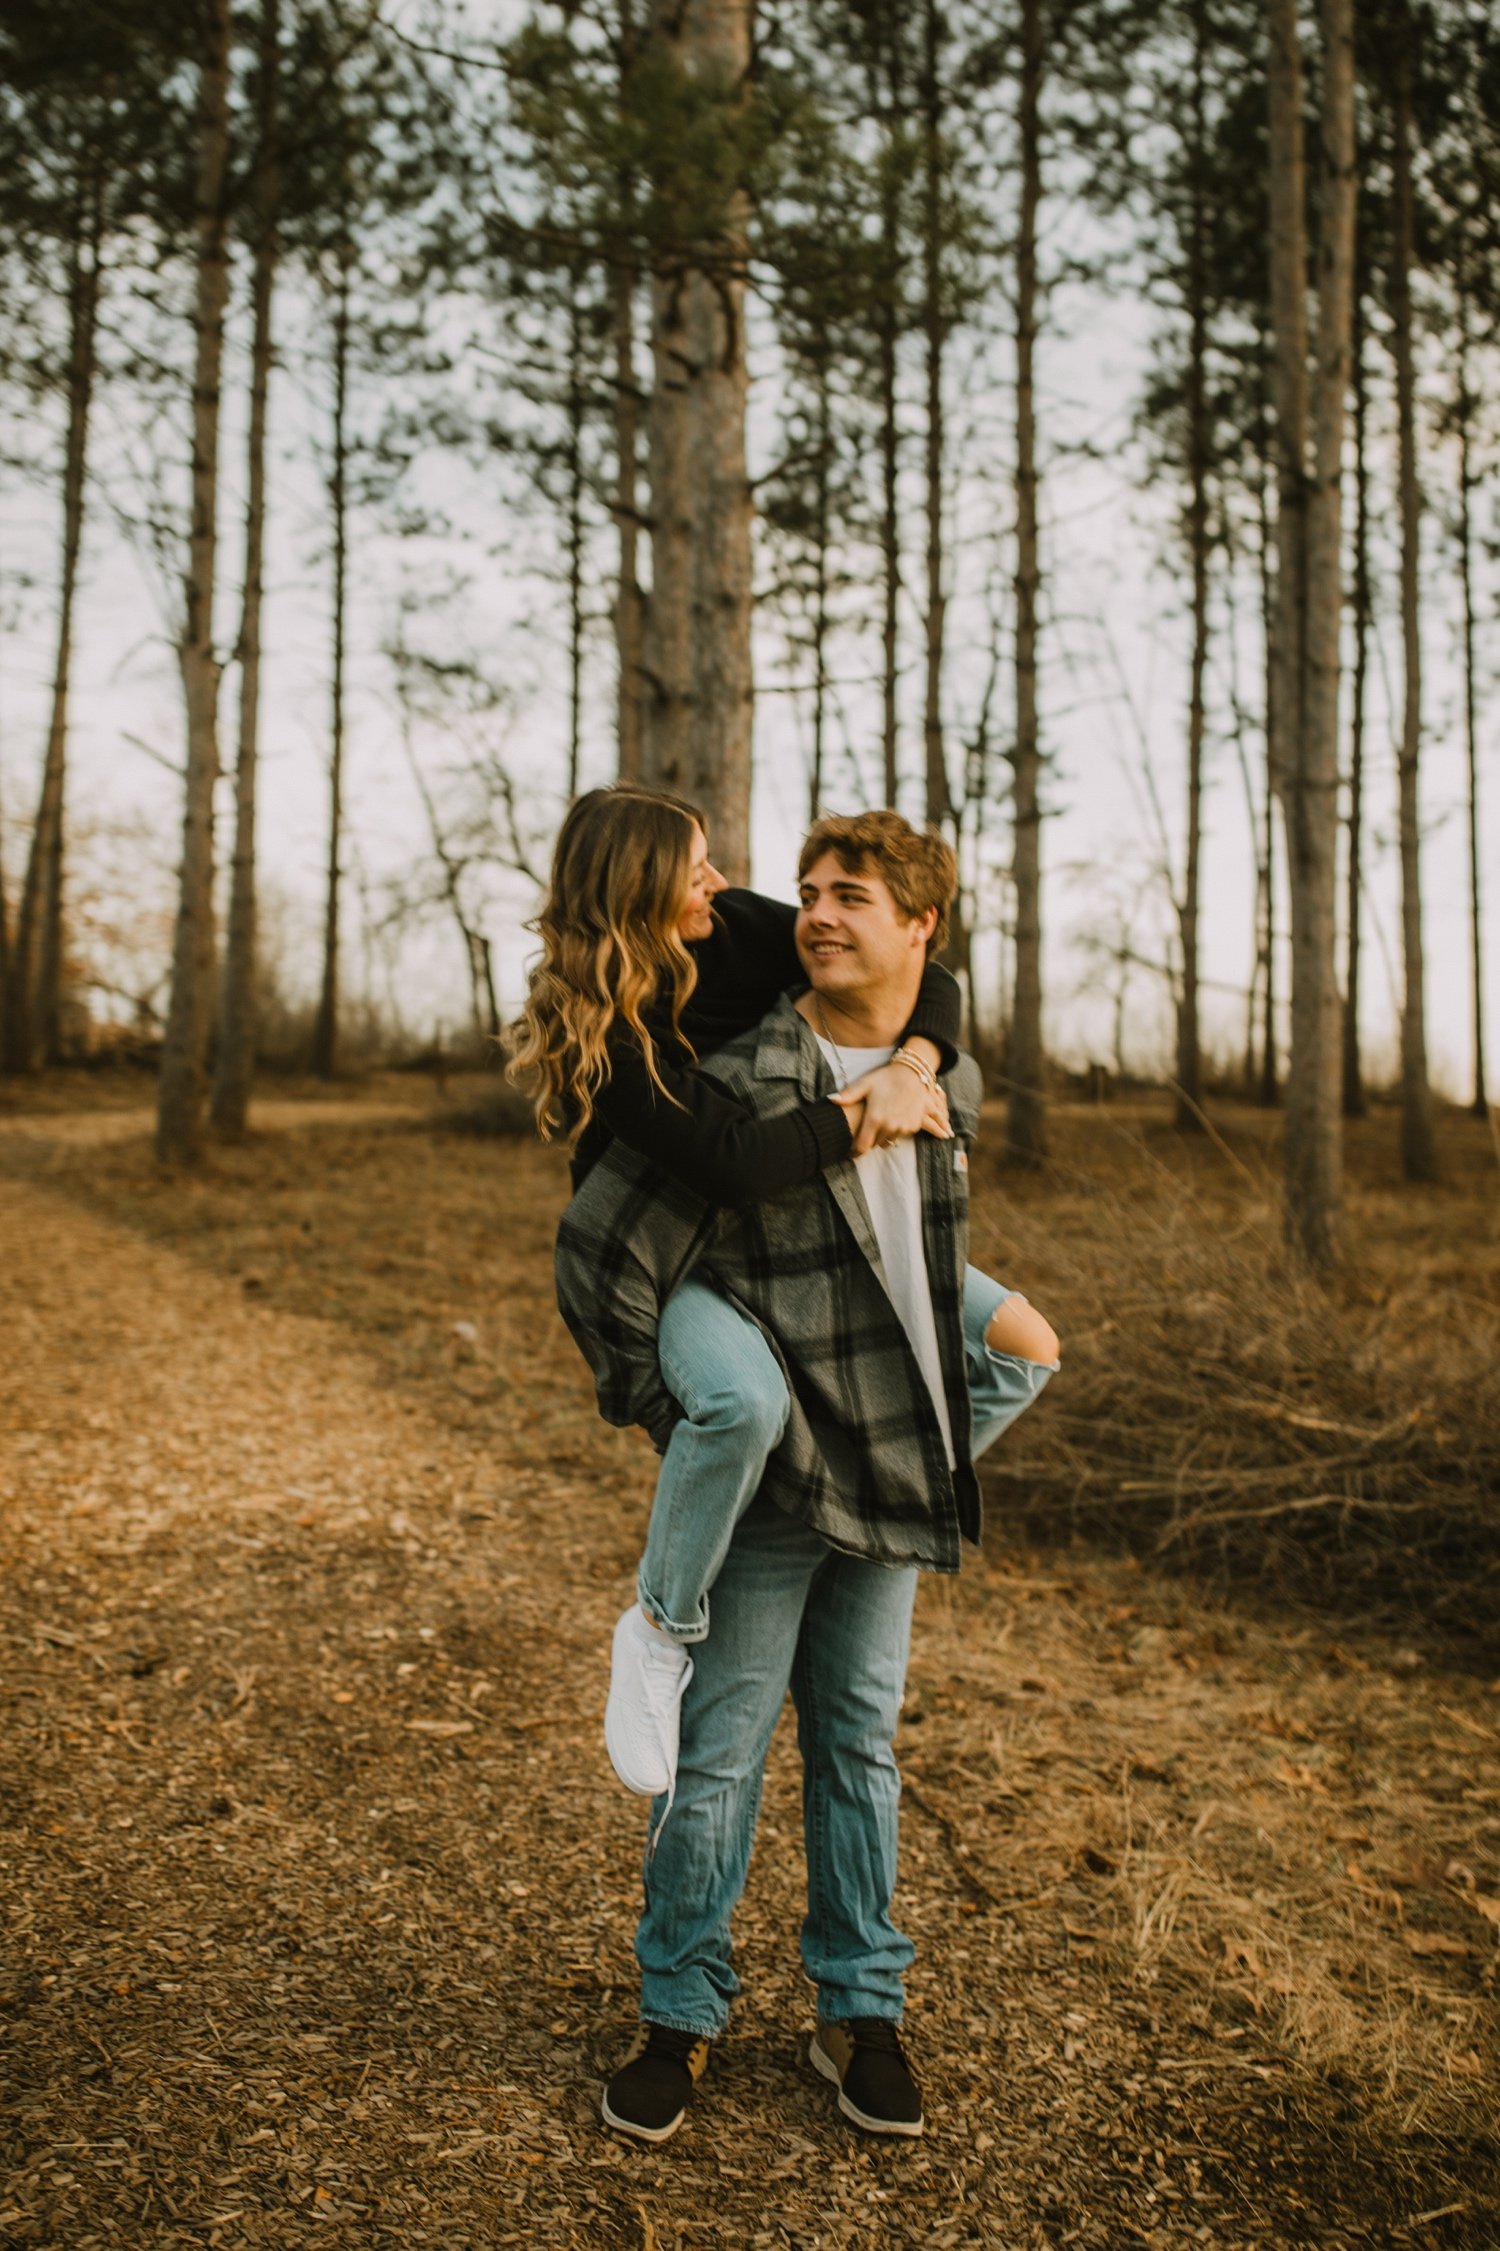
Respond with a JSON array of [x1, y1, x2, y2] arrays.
[[900, 1008, 959, 1073], [805, 1097, 857, 1170]]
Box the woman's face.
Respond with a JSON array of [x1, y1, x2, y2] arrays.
[[676, 822, 727, 941]]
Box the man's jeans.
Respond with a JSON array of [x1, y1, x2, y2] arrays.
[[636, 1267, 1055, 2036], [640, 1268, 1053, 1641]]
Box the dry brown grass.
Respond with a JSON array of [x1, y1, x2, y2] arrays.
[[969, 1098, 1500, 1640], [1, 1083, 1497, 2249]]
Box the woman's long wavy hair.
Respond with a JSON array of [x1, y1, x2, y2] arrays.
[[506, 785, 708, 1148]]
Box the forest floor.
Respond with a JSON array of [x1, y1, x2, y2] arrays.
[[1, 1075, 1498, 2250]]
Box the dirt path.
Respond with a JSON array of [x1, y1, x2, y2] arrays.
[[1, 1108, 1496, 2249]]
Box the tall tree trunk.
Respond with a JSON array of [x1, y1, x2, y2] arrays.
[[156, 0, 233, 1164], [1290, 0, 1355, 1248], [874, 14, 903, 809], [5, 163, 104, 1074], [613, 0, 645, 782], [920, 0, 951, 834], [1269, 0, 1352, 1259], [566, 264, 586, 802], [1255, 433, 1279, 1106], [808, 358, 831, 824], [1175, 0, 1210, 1132], [1268, 0, 1344, 1264], [1005, 0, 1045, 1167], [639, 0, 753, 882], [212, 0, 281, 1137], [1390, 32, 1436, 1180], [1342, 276, 1369, 1118], [612, 257, 645, 781], [1457, 263, 1486, 1119], [311, 239, 352, 1080]]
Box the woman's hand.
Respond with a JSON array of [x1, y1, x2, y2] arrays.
[[830, 1059, 951, 1157]]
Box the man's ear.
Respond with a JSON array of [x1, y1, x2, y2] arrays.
[[911, 906, 939, 950]]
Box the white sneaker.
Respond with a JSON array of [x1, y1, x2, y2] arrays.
[[605, 1604, 693, 1798]]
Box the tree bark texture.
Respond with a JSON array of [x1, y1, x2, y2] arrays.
[[612, 258, 645, 782], [640, 0, 753, 883], [1175, 0, 1210, 1131], [4, 163, 104, 1073], [1456, 269, 1487, 1118], [873, 15, 903, 811], [1256, 430, 1279, 1106], [920, 0, 951, 834], [1390, 34, 1437, 1180], [1343, 279, 1368, 1118], [311, 240, 352, 1080], [613, 0, 645, 782], [566, 267, 586, 803], [213, 0, 282, 1137], [157, 0, 233, 1165], [1267, 0, 1348, 1266], [808, 363, 832, 825], [1006, 0, 1046, 1167]]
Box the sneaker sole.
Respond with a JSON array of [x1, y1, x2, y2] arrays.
[[808, 2035, 924, 2138], [602, 1707, 671, 1798], [600, 2090, 687, 2144]]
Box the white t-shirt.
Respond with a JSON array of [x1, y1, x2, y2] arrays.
[[813, 1035, 956, 1467]]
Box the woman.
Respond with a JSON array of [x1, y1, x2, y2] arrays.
[[509, 785, 1057, 1802]]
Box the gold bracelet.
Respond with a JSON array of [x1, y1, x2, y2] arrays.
[[892, 1048, 935, 1091]]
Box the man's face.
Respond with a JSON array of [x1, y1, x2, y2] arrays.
[[795, 851, 935, 1007]]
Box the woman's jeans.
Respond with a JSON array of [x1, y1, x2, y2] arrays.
[[640, 1267, 1053, 1642], [635, 1267, 1055, 2037]]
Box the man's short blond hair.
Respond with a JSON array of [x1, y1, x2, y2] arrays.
[[798, 811, 957, 956]]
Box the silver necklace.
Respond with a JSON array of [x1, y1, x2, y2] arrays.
[[812, 992, 853, 1090]]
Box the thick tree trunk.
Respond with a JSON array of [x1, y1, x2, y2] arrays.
[[1268, 0, 1348, 1266], [1175, 0, 1210, 1132], [5, 170, 104, 1074], [212, 0, 281, 1138], [1390, 36, 1436, 1180], [1005, 0, 1045, 1167], [1342, 279, 1369, 1118], [311, 240, 353, 1080], [920, 0, 951, 834], [639, 0, 753, 882], [156, 0, 233, 1165], [1456, 270, 1487, 1118]]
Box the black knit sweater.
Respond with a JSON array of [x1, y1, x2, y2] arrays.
[[568, 888, 962, 1202]]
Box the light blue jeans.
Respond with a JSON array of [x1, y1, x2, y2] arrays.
[[636, 1267, 1055, 2036], [640, 1267, 1052, 1642]]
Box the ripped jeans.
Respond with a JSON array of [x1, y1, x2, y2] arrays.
[[637, 1266, 1055, 1643]]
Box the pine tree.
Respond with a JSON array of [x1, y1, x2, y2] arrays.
[[156, 0, 234, 1163], [0, 0, 179, 1072]]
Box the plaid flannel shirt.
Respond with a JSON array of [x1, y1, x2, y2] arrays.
[[554, 992, 985, 1573]]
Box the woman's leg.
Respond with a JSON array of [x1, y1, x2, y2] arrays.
[[608, 1280, 790, 1801], [963, 1266, 1059, 1460], [637, 1279, 791, 1644]]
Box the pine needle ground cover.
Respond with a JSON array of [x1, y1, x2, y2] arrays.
[[1, 1086, 1496, 2250]]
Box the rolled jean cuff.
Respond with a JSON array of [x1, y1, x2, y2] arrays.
[[636, 2009, 721, 2039], [637, 1572, 710, 1645], [984, 1344, 1060, 1378]]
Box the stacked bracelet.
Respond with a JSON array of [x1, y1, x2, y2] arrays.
[[892, 1048, 936, 1091]]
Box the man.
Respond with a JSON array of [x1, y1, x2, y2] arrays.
[[558, 812, 1058, 2143]]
